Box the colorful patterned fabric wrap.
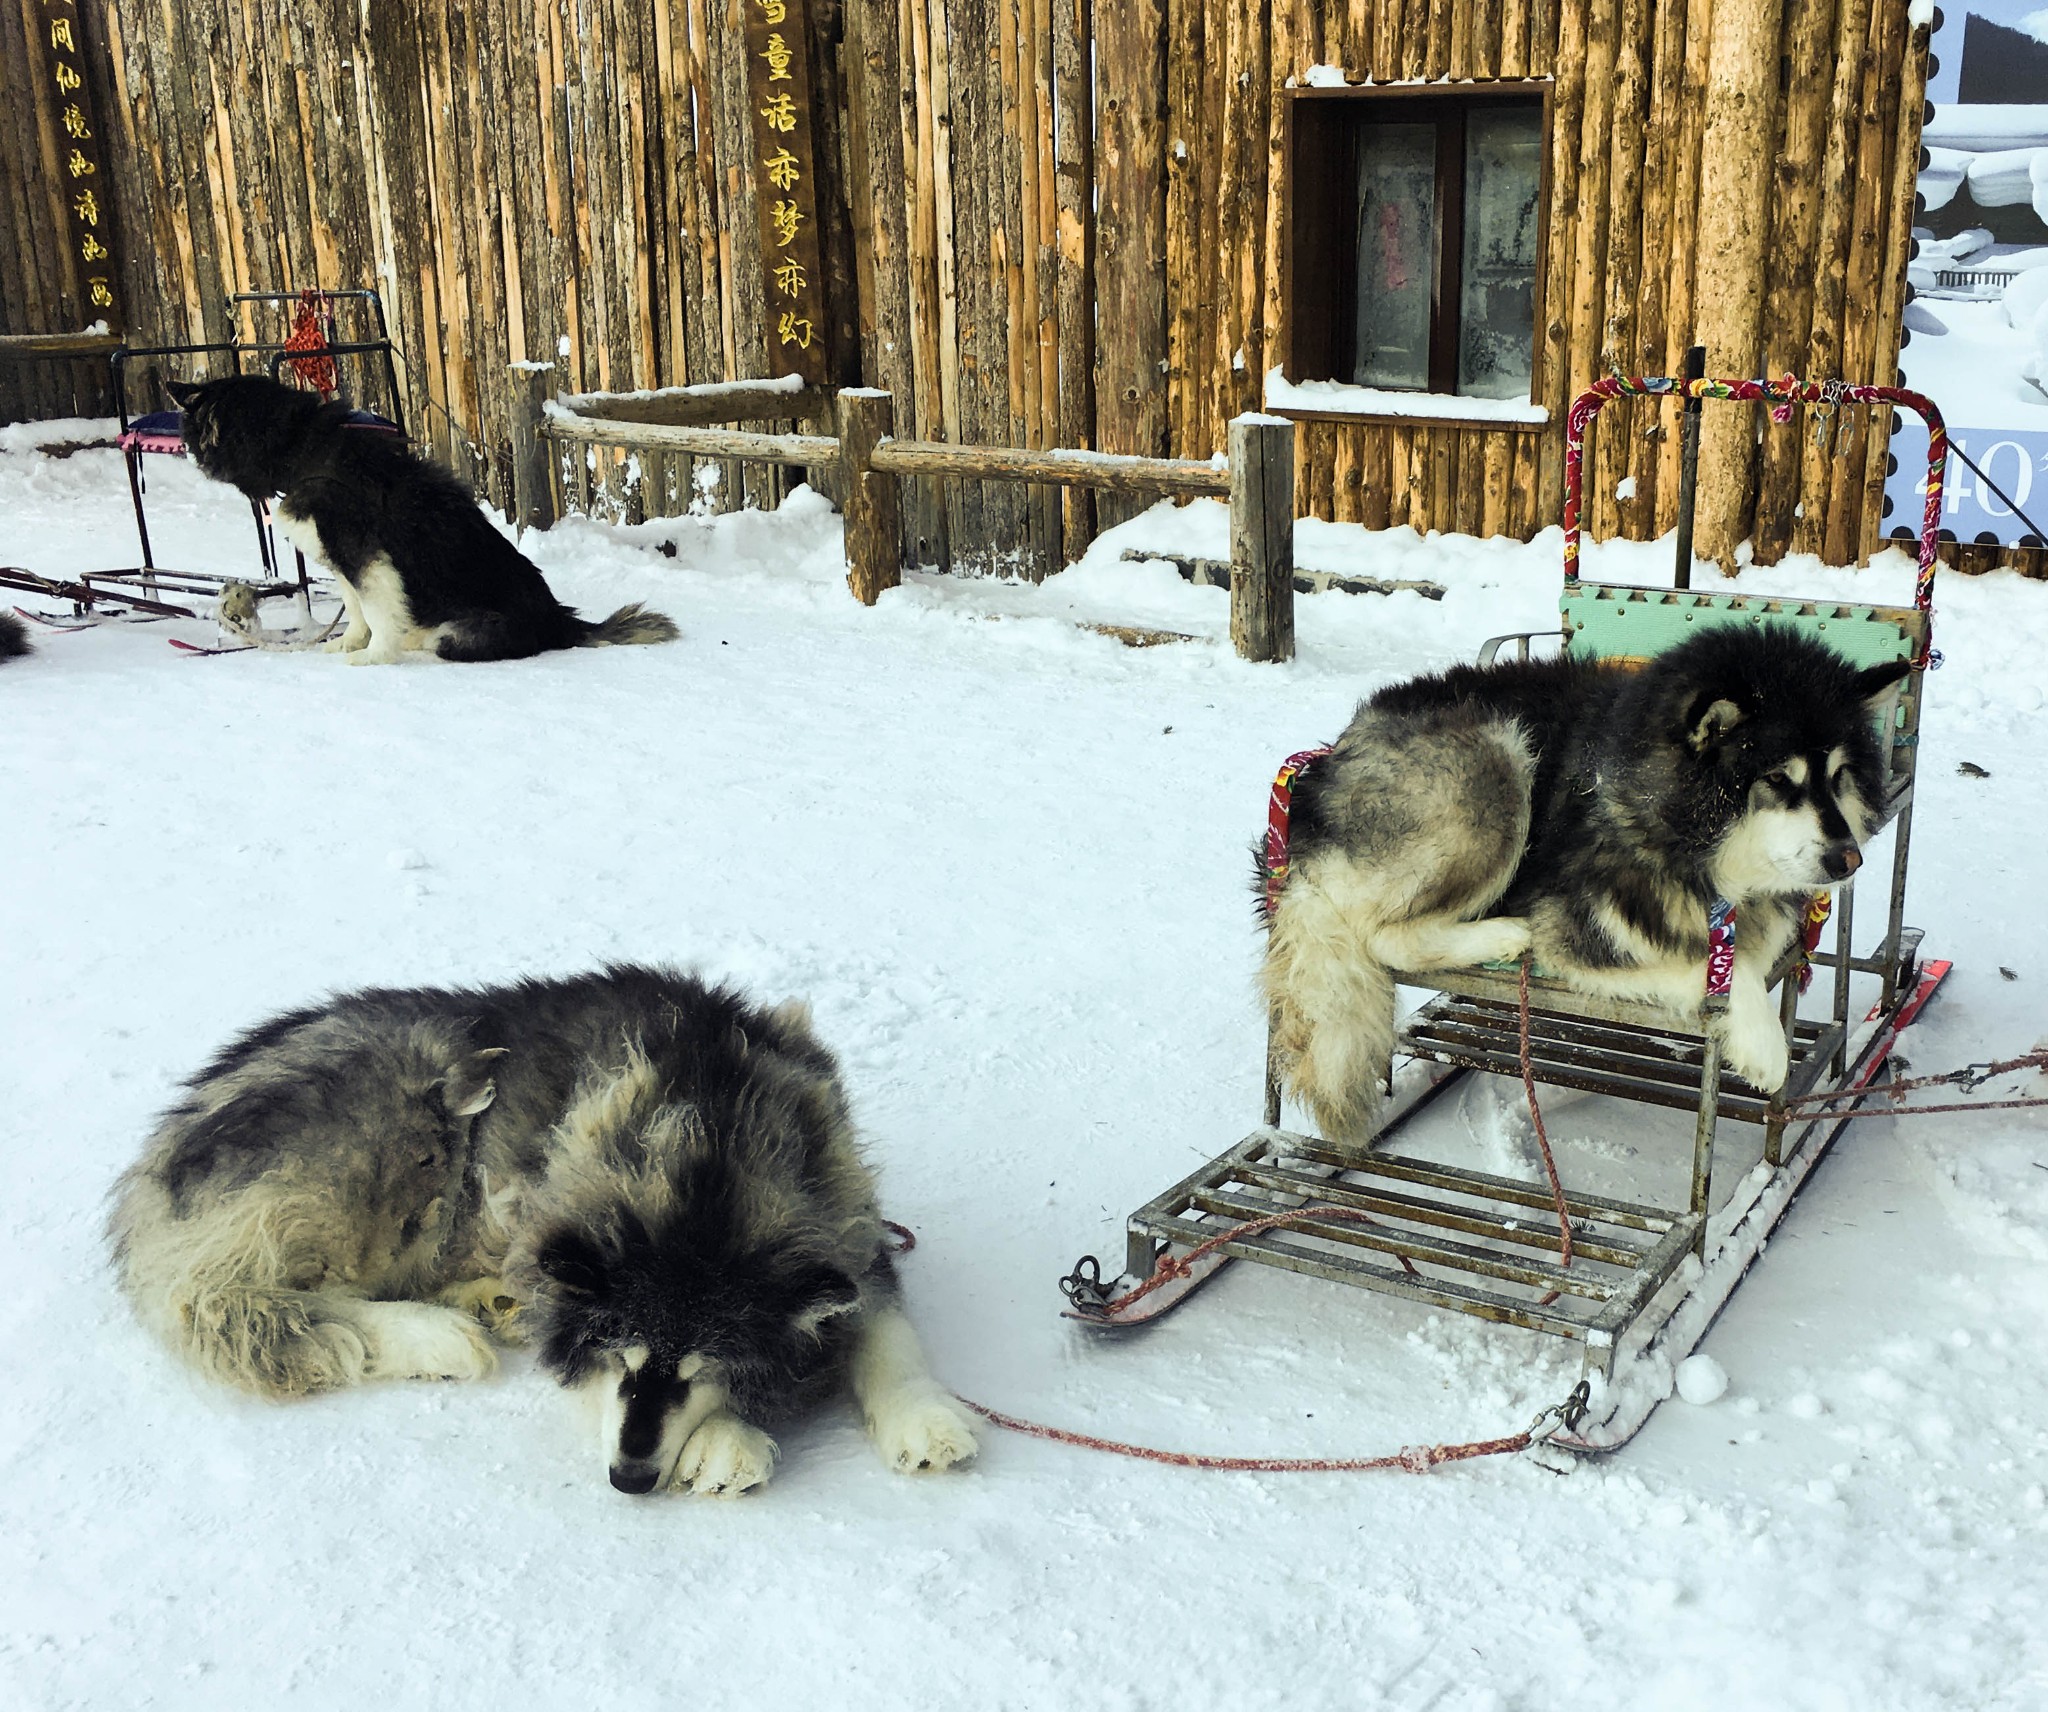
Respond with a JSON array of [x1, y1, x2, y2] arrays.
[[1705, 897, 1737, 1002], [283, 290, 339, 397], [1561, 373, 1945, 666], [1795, 892, 1832, 994], [1263, 746, 1334, 917]]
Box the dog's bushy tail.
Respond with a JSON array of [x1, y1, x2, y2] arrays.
[[0, 612, 32, 664], [1259, 881, 1397, 1148], [577, 602, 679, 647]]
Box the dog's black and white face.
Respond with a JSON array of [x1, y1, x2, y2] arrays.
[[528, 1218, 863, 1495], [1673, 635, 1913, 900], [165, 375, 322, 500]]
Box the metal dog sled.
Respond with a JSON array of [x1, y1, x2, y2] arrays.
[[0, 289, 403, 630], [1062, 372, 1953, 1452]]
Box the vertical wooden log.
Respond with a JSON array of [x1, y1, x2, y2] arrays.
[[1480, 430, 1512, 537], [1596, 0, 1651, 540], [1630, 0, 1689, 535], [1361, 425, 1391, 531], [1230, 412, 1295, 663], [1095, 0, 1168, 527], [1791, 0, 1870, 557], [1164, 0, 1203, 457], [1534, 0, 1587, 520], [1334, 425, 1363, 523], [1053, 0, 1097, 560], [510, 362, 559, 531], [1862, 14, 1931, 558], [838, 387, 902, 604], [1823, 0, 1901, 567], [1691, 0, 1783, 570], [1655, 0, 1715, 530], [1750, 0, 1839, 561]]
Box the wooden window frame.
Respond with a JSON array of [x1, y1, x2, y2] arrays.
[[1281, 82, 1554, 406]]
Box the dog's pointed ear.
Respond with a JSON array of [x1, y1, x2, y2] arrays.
[[165, 379, 201, 409], [787, 1265, 862, 1337], [441, 1046, 509, 1118], [1853, 657, 1912, 712], [535, 1230, 611, 1301], [1685, 695, 1746, 754]]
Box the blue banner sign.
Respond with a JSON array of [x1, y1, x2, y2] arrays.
[[1883, 420, 2048, 548]]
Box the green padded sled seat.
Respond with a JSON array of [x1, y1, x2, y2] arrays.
[[1559, 583, 1923, 778]]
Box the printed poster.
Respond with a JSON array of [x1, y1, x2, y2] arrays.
[[1885, 1, 2048, 546]]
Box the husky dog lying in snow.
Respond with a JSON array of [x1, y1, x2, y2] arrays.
[[1258, 624, 1911, 1145], [109, 966, 977, 1495], [0, 612, 29, 665], [165, 375, 676, 663]]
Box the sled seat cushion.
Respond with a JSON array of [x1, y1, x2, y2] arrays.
[[117, 405, 402, 457], [1559, 583, 1923, 785], [116, 411, 187, 455], [1559, 583, 1923, 673]]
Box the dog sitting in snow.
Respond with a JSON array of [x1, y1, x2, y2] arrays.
[[167, 375, 677, 663]]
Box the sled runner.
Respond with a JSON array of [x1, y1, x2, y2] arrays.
[[1065, 372, 1952, 1451], [0, 290, 403, 628]]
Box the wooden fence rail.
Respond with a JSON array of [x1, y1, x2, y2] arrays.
[[527, 378, 1296, 661]]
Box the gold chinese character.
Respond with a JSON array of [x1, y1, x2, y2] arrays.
[[89, 277, 112, 307], [777, 310, 814, 349], [772, 259, 807, 298], [761, 31, 792, 80], [50, 17, 76, 51], [758, 91, 797, 132], [65, 147, 94, 178], [55, 60, 81, 92], [61, 103, 90, 140], [762, 146, 800, 192], [770, 198, 802, 246], [80, 233, 107, 261], [756, 0, 787, 20], [72, 186, 98, 225]]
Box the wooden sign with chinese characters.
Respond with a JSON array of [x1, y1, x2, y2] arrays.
[[37, 0, 121, 329], [741, 0, 827, 384]]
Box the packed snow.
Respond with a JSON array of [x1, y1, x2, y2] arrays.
[[2, 424, 2045, 1710]]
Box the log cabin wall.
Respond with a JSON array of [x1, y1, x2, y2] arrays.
[[1, 0, 2027, 574], [0, 0, 856, 515]]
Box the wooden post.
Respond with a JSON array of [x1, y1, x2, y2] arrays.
[[509, 362, 558, 532], [1692, 0, 1786, 569], [837, 388, 902, 606], [1229, 413, 1295, 663]]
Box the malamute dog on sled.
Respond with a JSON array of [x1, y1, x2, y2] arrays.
[[1258, 624, 1911, 1145], [109, 965, 977, 1495], [166, 374, 676, 663]]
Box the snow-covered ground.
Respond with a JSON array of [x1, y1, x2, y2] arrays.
[[2, 426, 2044, 1711]]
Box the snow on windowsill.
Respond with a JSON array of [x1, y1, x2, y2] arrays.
[[1264, 369, 1550, 426]]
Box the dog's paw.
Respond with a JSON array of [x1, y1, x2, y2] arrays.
[[346, 646, 404, 667], [362, 1303, 497, 1383], [1720, 1003, 1791, 1094], [435, 1278, 528, 1344], [674, 1413, 778, 1498], [867, 1385, 980, 1474], [1465, 916, 1533, 966]]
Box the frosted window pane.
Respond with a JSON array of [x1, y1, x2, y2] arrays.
[[1458, 106, 1542, 399], [1351, 124, 1436, 390]]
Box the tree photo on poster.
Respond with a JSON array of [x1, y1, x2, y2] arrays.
[[1888, 1, 2048, 545]]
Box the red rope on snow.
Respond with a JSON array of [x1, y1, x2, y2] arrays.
[[955, 1395, 1552, 1474]]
